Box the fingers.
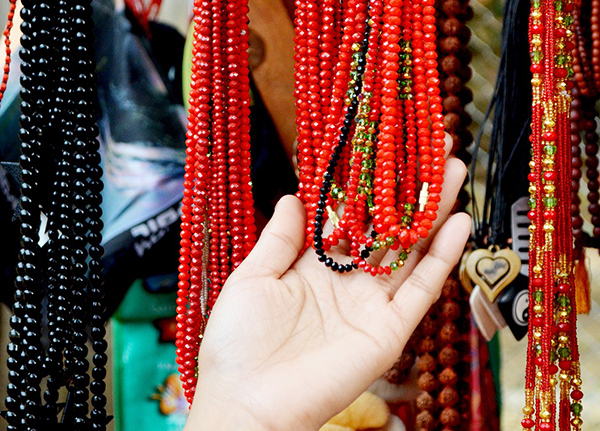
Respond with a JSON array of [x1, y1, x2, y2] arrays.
[[387, 212, 471, 335], [233, 195, 306, 279], [371, 156, 467, 274]]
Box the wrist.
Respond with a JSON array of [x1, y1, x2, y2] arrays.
[[183, 388, 271, 431]]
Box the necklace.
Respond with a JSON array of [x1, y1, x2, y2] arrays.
[[522, 0, 583, 427], [0, 0, 15, 107], [176, 0, 256, 406], [295, 0, 447, 276], [5, 0, 109, 429]]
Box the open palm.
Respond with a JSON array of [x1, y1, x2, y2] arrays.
[[185, 157, 470, 431]]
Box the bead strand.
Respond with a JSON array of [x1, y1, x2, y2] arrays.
[[0, 0, 16, 105], [43, 0, 74, 419], [71, 0, 110, 426], [176, 0, 213, 404]]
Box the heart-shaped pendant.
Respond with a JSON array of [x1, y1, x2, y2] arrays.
[[465, 246, 521, 303], [459, 249, 473, 293]]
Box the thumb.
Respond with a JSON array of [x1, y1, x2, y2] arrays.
[[234, 195, 307, 279]]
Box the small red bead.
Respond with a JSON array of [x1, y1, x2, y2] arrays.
[[521, 418, 534, 428], [571, 389, 584, 400]]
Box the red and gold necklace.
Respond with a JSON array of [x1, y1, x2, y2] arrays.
[[523, 0, 583, 428]]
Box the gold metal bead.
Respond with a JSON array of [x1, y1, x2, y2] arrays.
[[539, 410, 551, 419], [543, 223, 555, 232], [532, 77, 542, 87], [533, 265, 542, 274], [558, 335, 569, 344], [533, 331, 542, 339], [533, 304, 543, 313], [560, 310, 569, 317], [560, 372, 570, 381], [544, 184, 556, 194], [326, 206, 340, 228], [572, 378, 582, 386], [536, 371, 543, 379], [523, 406, 534, 415], [529, 224, 536, 233], [572, 418, 583, 426], [550, 377, 557, 386]]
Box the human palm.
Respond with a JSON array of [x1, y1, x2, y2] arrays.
[[185, 157, 470, 431]]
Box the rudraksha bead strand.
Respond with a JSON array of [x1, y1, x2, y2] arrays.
[[436, 277, 465, 431], [580, 97, 600, 241], [437, 0, 474, 166], [569, 88, 585, 257], [415, 311, 440, 431]]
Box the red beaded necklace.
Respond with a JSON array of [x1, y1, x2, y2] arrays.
[[522, 0, 583, 428], [176, 0, 256, 406], [296, 0, 446, 276], [0, 0, 16, 106]]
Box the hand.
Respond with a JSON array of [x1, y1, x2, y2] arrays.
[[184, 156, 470, 430]]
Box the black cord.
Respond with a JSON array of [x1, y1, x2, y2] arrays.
[[470, 0, 532, 247]]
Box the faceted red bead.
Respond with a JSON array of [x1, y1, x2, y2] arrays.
[[571, 389, 584, 400], [521, 418, 534, 428]]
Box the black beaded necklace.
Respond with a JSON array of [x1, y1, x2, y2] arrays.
[[4, 0, 109, 429], [313, 17, 371, 274]]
